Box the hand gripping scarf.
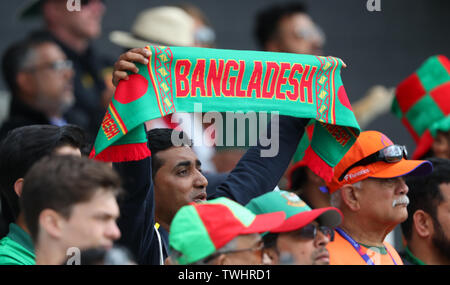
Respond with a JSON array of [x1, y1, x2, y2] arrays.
[[89, 46, 360, 181]]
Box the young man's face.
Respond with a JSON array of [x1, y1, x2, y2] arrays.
[[357, 177, 410, 227], [154, 146, 208, 226], [59, 190, 121, 250], [273, 221, 331, 265]]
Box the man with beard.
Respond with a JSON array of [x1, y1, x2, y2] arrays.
[[0, 33, 78, 139], [400, 157, 450, 265], [325, 130, 433, 265]]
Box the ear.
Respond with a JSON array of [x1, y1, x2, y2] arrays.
[[340, 184, 360, 211], [413, 210, 433, 239], [212, 253, 227, 265], [16, 72, 34, 95], [14, 178, 24, 197], [262, 247, 277, 265], [39, 209, 65, 239]]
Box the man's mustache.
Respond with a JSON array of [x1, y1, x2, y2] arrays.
[[392, 195, 410, 207]]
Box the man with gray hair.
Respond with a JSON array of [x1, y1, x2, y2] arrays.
[[0, 33, 78, 139], [323, 130, 432, 265]]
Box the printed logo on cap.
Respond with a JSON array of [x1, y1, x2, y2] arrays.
[[281, 192, 307, 207]]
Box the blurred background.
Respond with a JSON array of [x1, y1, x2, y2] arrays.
[[1, 0, 449, 152]]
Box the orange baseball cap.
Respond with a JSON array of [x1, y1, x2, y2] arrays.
[[325, 131, 433, 193]]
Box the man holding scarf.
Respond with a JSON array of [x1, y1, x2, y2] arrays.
[[96, 46, 359, 264]]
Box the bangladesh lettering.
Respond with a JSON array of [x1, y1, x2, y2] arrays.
[[324, 124, 351, 147], [175, 59, 316, 103], [101, 111, 120, 140]]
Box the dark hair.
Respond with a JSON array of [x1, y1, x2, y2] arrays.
[[262, 232, 279, 250], [290, 165, 308, 191], [146, 128, 192, 178], [401, 158, 450, 241], [2, 31, 55, 96], [21, 155, 122, 242], [0, 124, 85, 224], [254, 2, 307, 49]]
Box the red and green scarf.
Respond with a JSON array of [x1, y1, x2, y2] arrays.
[[89, 46, 360, 181]]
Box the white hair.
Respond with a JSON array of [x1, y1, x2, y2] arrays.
[[330, 181, 362, 209]]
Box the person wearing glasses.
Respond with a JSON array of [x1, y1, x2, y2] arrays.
[[18, 0, 113, 142], [323, 130, 433, 265], [168, 197, 286, 265], [0, 33, 78, 139], [245, 191, 342, 265]]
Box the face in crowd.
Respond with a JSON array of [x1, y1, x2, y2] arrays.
[[153, 145, 208, 226], [268, 12, 325, 55], [44, 0, 105, 40], [268, 220, 333, 265], [20, 42, 75, 116]]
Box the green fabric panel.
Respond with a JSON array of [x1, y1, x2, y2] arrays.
[[417, 56, 450, 92], [405, 94, 444, 136], [0, 224, 35, 265], [246, 191, 311, 219], [170, 206, 216, 264], [390, 97, 403, 119], [429, 115, 450, 137]]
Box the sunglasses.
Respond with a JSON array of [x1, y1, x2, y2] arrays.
[[202, 239, 264, 263], [295, 224, 335, 242], [338, 145, 408, 182]]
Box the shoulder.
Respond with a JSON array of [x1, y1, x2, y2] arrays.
[[383, 241, 404, 265], [327, 231, 365, 265], [0, 237, 35, 265]]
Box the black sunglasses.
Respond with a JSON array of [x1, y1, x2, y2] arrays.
[[338, 145, 408, 182], [296, 224, 335, 242]]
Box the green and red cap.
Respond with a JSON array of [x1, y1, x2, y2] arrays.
[[245, 191, 343, 233], [391, 55, 450, 159], [169, 197, 286, 265]]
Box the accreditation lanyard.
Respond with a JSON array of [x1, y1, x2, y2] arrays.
[[335, 227, 397, 265]]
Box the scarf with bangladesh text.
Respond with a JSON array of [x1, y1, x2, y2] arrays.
[[89, 46, 360, 181]]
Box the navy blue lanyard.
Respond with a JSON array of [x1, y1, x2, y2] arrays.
[[335, 227, 397, 265]]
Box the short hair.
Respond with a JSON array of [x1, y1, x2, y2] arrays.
[[262, 233, 279, 250], [401, 158, 450, 241], [0, 124, 86, 224], [254, 2, 308, 49], [21, 155, 122, 242], [2, 31, 55, 96], [290, 166, 308, 191], [146, 128, 192, 178]]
